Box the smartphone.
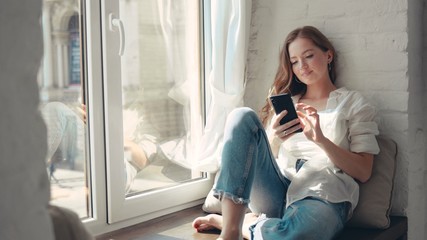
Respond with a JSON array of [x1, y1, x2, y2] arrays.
[[269, 93, 302, 132]]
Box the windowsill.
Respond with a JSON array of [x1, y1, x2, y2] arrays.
[[95, 204, 219, 240]]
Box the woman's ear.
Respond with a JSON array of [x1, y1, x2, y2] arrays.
[[327, 50, 334, 63]]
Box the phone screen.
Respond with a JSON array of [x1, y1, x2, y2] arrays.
[[269, 93, 302, 132]]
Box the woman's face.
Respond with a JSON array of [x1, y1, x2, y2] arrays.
[[288, 37, 332, 86]]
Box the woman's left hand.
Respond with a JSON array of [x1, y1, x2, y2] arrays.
[[296, 103, 326, 144]]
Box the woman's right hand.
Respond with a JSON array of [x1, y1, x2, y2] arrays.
[[271, 110, 302, 141], [76, 104, 87, 124]]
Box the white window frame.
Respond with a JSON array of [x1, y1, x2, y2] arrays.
[[81, 0, 214, 235]]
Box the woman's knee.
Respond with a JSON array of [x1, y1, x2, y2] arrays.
[[43, 101, 69, 113], [226, 107, 260, 129], [229, 107, 257, 119]]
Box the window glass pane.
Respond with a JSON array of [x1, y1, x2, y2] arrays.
[[118, 0, 203, 196], [39, 0, 90, 218]]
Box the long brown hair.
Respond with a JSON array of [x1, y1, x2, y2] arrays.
[[259, 26, 338, 125]]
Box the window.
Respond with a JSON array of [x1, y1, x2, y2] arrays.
[[39, 0, 212, 233], [39, 0, 91, 219], [101, 0, 211, 223]]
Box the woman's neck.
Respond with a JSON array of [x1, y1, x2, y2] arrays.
[[298, 81, 337, 111], [301, 81, 336, 100]]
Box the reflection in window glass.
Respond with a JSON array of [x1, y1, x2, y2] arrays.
[[39, 0, 90, 218], [118, 0, 203, 196]]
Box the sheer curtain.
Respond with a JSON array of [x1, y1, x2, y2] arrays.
[[155, 0, 251, 172], [154, 0, 203, 169], [195, 0, 252, 173]]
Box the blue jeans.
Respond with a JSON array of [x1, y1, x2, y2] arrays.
[[41, 102, 81, 166], [213, 107, 349, 240], [42, 102, 133, 191]]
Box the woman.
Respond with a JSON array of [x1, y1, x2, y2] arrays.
[[192, 26, 379, 239], [41, 102, 156, 193]]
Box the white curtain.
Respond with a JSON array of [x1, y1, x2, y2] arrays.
[[154, 0, 200, 169], [194, 0, 252, 173], [155, 0, 251, 172]]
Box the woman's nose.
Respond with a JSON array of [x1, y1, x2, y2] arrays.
[[297, 60, 307, 69]]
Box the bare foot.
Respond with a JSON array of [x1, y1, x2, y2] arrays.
[[193, 213, 258, 239], [192, 214, 223, 232]]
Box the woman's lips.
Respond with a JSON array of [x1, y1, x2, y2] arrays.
[[300, 70, 312, 77]]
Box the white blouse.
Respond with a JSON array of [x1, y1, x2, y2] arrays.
[[267, 87, 380, 216]]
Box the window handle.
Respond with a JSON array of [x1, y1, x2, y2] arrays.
[[109, 13, 125, 56]]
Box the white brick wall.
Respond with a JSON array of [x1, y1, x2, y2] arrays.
[[245, 0, 426, 239]]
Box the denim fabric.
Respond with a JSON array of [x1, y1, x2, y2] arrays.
[[295, 159, 307, 172], [41, 102, 160, 192], [250, 198, 349, 240], [41, 102, 81, 163], [213, 107, 349, 239], [214, 107, 290, 217]]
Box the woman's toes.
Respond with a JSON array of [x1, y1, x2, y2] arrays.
[[192, 214, 221, 232]]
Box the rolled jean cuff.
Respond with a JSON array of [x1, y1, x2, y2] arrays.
[[213, 189, 250, 205]]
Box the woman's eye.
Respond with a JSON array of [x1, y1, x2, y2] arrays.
[[305, 54, 314, 59], [291, 61, 297, 65]]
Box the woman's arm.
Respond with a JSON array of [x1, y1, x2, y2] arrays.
[[79, 104, 149, 170], [317, 139, 373, 183], [124, 138, 149, 170], [297, 103, 373, 183]]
